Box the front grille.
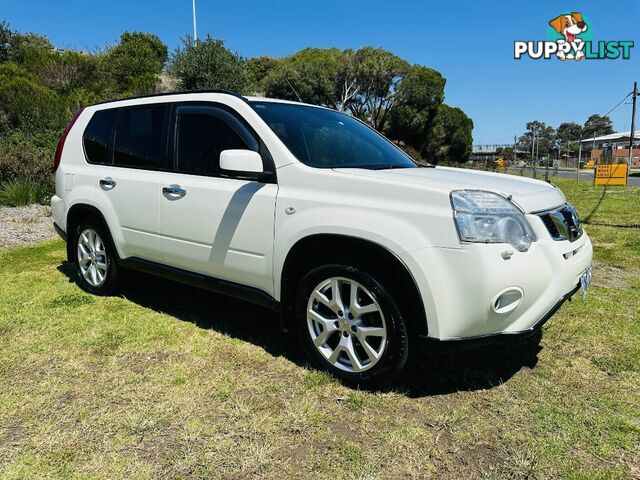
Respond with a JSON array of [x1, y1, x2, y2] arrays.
[[537, 204, 583, 242]]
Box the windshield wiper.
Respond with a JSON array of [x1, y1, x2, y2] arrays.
[[344, 164, 414, 170]]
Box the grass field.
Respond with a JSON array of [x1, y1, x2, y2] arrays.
[[0, 178, 639, 479]]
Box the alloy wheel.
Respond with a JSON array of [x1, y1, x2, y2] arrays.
[[306, 276, 387, 373], [77, 228, 108, 287]]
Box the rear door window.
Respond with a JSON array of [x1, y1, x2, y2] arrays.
[[114, 105, 167, 169]]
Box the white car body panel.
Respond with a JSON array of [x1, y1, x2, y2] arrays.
[[159, 173, 277, 294]]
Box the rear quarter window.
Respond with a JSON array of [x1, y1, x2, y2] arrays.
[[83, 109, 118, 164]]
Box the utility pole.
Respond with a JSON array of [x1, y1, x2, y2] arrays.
[[578, 135, 582, 180], [628, 80, 638, 182], [192, 0, 198, 43], [513, 135, 517, 166]]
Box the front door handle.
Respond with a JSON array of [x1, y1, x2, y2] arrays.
[[162, 185, 187, 199], [99, 177, 116, 189]]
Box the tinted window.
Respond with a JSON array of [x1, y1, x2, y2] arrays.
[[175, 108, 256, 176], [114, 106, 166, 169], [83, 109, 117, 164], [250, 102, 416, 170]]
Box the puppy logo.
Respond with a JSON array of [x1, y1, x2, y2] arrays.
[[548, 12, 588, 60], [514, 12, 634, 61]]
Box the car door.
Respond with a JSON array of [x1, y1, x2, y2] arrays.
[[88, 104, 170, 262], [159, 103, 277, 295]]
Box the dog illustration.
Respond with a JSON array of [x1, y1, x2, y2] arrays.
[[549, 13, 588, 60]]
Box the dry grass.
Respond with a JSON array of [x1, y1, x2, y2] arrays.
[[0, 178, 639, 478]]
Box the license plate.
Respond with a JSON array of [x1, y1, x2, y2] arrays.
[[580, 266, 592, 300]]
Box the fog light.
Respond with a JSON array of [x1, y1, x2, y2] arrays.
[[492, 287, 523, 314]]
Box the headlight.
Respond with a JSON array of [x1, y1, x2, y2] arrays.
[[450, 190, 536, 252]]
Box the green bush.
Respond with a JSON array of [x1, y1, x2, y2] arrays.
[[169, 35, 248, 92], [0, 178, 51, 206], [0, 69, 67, 131], [0, 129, 56, 184], [102, 31, 168, 95]]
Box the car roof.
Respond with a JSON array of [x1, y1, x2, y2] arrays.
[[89, 90, 333, 113]]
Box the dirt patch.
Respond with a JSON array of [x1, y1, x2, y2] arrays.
[[0, 205, 55, 248], [592, 261, 638, 289], [0, 418, 27, 452]]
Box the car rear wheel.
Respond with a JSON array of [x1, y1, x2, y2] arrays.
[[73, 222, 119, 295], [296, 264, 409, 387]]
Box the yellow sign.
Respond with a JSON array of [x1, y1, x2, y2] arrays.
[[594, 164, 628, 186]]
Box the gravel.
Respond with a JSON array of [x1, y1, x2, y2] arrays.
[[0, 205, 56, 249]]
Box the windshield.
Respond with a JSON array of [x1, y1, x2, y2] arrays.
[[250, 101, 417, 170]]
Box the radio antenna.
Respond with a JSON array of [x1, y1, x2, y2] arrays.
[[285, 78, 302, 102]]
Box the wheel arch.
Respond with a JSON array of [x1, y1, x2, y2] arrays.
[[65, 204, 116, 263], [280, 234, 428, 336]]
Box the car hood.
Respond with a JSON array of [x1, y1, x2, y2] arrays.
[[334, 166, 566, 213]]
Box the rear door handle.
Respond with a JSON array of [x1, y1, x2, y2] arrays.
[[162, 185, 186, 199], [99, 177, 116, 189]]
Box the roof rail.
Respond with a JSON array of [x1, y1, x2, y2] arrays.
[[93, 89, 248, 106]]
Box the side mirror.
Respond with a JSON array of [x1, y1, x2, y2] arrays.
[[220, 149, 263, 174]]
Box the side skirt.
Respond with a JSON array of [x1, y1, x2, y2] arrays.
[[118, 257, 281, 314]]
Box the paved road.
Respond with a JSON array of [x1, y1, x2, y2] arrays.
[[506, 168, 640, 187]]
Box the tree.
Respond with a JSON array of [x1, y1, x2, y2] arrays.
[[264, 61, 335, 105], [582, 114, 614, 139], [349, 47, 409, 131], [424, 104, 473, 163], [39, 50, 101, 96], [386, 65, 446, 154], [0, 63, 65, 131], [247, 56, 281, 94], [263, 48, 339, 106], [7, 31, 52, 73], [263, 47, 355, 109], [169, 35, 248, 92], [103, 31, 168, 94], [518, 120, 556, 159], [556, 122, 583, 143], [334, 49, 361, 111]]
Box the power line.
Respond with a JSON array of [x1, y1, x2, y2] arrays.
[[601, 91, 633, 118]]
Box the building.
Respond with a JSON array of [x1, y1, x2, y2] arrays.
[[470, 144, 516, 163], [580, 130, 640, 167]]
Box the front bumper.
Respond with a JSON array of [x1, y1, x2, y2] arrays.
[[399, 214, 593, 341], [418, 281, 581, 354]]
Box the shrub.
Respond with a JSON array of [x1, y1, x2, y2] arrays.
[[169, 35, 248, 92], [0, 67, 67, 131], [0, 130, 57, 184], [0, 178, 51, 206], [102, 31, 168, 95]]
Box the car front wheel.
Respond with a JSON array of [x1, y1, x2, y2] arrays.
[[296, 264, 409, 387]]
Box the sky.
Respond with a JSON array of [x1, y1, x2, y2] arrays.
[[3, 0, 639, 144]]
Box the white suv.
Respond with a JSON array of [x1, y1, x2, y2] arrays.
[[51, 91, 593, 386]]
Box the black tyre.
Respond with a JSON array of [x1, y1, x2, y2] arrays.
[[72, 220, 119, 295], [295, 263, 409, 387]]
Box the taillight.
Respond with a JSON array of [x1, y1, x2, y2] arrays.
[[53, 108, 84, 172]]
